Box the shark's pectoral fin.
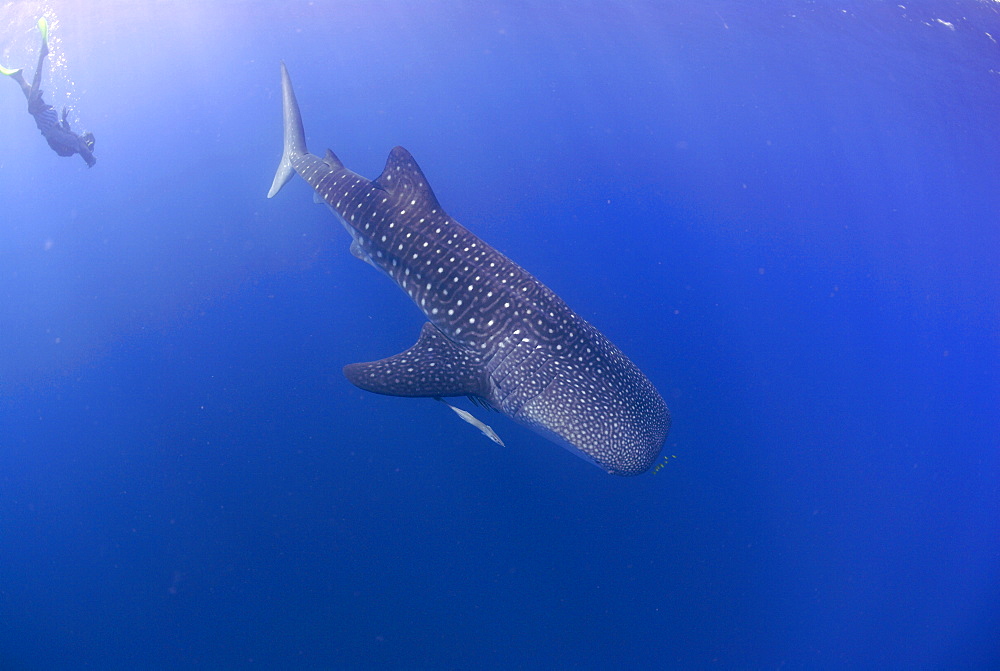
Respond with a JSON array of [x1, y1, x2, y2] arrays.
[[343, 322, 483, 398]]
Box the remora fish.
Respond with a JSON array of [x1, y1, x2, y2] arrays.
[[268, 63, 670, 475]]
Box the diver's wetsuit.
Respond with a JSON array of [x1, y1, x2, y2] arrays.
[[28, 96, 95, 165], [3, 19, 95, 167]]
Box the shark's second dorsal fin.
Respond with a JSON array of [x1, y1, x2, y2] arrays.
[[373, 146, 442, 212], [323, 149, 343, 168], [343, 322, 482, 398]]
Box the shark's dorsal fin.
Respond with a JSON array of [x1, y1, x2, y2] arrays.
[[343, 322, 483, 398], [373, 146, 442, 212]]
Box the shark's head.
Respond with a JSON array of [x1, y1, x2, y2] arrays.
[[514, 366, 670, 476]]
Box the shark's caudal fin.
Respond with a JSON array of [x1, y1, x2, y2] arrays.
[[267, 62, 308, 198]]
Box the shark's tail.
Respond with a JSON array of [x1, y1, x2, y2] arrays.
[[267, 62, 307, 198]]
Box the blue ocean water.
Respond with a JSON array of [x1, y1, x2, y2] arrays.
[[1, 1, 997, 668]]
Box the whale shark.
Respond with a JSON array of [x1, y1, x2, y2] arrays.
[[268, 63, 670, 475]]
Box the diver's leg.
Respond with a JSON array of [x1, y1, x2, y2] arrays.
[[27, 18, 50, 102], [3, 69, 32, 99]]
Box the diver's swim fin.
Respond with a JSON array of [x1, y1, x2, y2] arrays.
[[0, 19, 46, 75]]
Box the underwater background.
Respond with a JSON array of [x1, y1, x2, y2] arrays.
[[1, 1, 997, 668]]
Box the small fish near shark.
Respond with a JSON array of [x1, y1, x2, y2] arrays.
[[267, 63, 670, 475]]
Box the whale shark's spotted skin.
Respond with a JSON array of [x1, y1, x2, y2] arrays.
[[269, 63, 669, 475]]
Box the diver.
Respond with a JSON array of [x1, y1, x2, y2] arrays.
[[1, 17, 95, 167]]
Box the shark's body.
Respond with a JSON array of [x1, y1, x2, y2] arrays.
[[268, 64, 669, 475]]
